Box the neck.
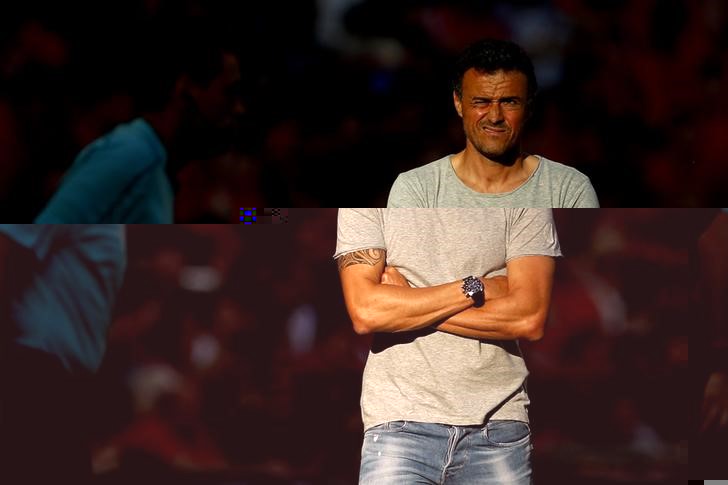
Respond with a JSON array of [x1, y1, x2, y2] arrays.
[[142, 106, 189, 183], [142, 103, 183, 153], [452, 145, 536, 194]]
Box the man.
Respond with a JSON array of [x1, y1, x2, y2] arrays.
[[35, 25, 244, 223], [335, 208, 560, 484], [388, 39, 598, 208], [0, 225, 126, 484], [693, 208, 728, 478]]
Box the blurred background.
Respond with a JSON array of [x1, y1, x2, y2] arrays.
[[80, 209, 705, 484], [0, 0, 726, 218]]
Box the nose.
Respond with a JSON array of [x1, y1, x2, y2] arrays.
[[486, 102, 504, 124]]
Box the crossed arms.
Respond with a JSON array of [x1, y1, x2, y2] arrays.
[[336, 248, 555, 341]]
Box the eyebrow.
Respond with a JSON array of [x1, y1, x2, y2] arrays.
[[471, 96, 523, 102]]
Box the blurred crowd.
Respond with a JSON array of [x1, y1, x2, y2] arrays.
[[0, 0, 726, 218], [83, 209, 706, 484], [92, 213, 366, 484]]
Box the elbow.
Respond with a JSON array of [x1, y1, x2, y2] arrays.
[[350, 306, 376, 335], [523, 325, 544, 342], [344, 291, 382, 335], [521, 314, 546, 342], [352, 318, 373, 335]]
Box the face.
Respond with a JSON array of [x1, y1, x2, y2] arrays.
[[190, 53, 245, 130], [454, 69, 530, 161], [180, 53, 245, 159]]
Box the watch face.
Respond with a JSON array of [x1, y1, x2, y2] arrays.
[[462, 276, 483, 297], [462, 276, 485, 307]]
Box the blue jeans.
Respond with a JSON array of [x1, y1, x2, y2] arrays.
[[359, 420, 533, 484]]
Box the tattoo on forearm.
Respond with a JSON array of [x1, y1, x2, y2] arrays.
[[337, 249, 385, 271]]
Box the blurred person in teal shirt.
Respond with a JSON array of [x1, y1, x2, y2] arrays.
[[35, 23, 244, 224], [0, 225, 126, 484]]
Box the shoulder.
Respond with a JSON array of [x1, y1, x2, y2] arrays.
[[34, 120, 168, 223], [337, 208, 384, 230], [535, 156, 599, 208], [388, 156, 450, 207], [536, 157, 590, 182], [397, 156, 450, 182], [75, 118, 166, 177], [334, 209, 385, 259]]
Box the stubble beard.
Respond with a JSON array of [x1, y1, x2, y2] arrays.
[[467, 127, 520, 167]]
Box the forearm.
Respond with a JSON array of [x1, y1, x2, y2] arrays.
[[436, 257, 555, 342], [434, 288, 545, 341], [345, 279, 474, 334], [434, 276, 530, 340]]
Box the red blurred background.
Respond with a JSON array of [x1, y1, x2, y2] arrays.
[[0, 1, 726, 218], [86, 209, 707, 483]]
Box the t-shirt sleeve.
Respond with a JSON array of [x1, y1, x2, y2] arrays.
[[70, 224, 127, 301], [387, 173, 428, 208], [0, 224, 63, 261], [334, 208, 386, 259], [34, 141, 152, 223], [569, 177, 600, 208], [505, 209, 562, 261]]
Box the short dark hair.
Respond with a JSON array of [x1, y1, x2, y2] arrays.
[[452, 39, 538, 103], [131, 20, 235, 112]]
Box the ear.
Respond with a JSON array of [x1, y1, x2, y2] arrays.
[[453, 91, 463, 118]]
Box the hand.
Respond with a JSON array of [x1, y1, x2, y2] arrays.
[[380, 268, 508, 295], [702, 370, 728, 432], [380, 266, 410, 287]]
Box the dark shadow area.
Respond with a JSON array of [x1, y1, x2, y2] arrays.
[[0, 1, 726, 217]]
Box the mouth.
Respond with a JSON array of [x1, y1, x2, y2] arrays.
[[481, 127, 508, 136]]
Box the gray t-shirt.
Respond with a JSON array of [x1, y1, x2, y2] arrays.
[[388, 154, 599, 208], [335, 208, 562, 430]]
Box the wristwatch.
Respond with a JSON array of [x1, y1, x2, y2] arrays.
[[461, 276, 485, 307]]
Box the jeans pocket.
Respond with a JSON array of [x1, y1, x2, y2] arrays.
[[365, 420, 408, 434], [483, 420, 531, 447], [383, 420, 408, 432], [361, 421, 410, 459]]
